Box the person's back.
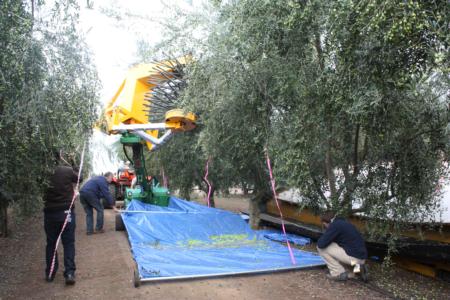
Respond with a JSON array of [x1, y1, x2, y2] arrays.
[[317, 218, 367, 260], [317, 212, 369, 282], [80, 176, 109, 199], [44, 166, 80, 212], [79, 173, 114, 235], [43, 158, 80, 285]]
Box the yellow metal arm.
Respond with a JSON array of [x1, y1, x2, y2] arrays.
[[101, 58, 196, 150]]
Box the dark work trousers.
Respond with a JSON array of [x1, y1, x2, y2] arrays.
[[44, 209, 76, 278], [79, 192, 104, 234]]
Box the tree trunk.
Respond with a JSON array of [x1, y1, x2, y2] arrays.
[[0, 200, 8, 238], [180, 187, 190, 200], [201, 177, 215, 207], [248, 190, 269, 229], [315, 31, 337, 201], [209, 185, 216, 208], [242, 182, 249, 195], [314, 32, 325, 71], [0, 88, 6, 237], [325, 149, 337, 199]]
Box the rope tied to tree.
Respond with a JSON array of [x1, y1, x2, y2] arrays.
[[204, 157, 212, 207], [265, 150, 297, 265]]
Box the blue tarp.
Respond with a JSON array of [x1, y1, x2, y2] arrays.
[[258, 229, 311, 246], [121, 197, 324, 280]]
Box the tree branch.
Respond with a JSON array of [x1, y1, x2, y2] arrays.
[[353, 124, 360, 176], [309, 168, 330, 209], [325, 149, 337, 198]]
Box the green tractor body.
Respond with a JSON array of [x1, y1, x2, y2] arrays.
[[120, 133, 170, 208]]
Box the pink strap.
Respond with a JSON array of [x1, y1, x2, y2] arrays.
[[203, 158, 212, 207], [48, 143, 86, 277], [266, 153, 297, 265], [161, 167, 168, 188]]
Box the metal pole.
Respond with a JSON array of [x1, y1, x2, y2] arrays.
[[112, 123, 167, 131], [134, 130, 173, 152], [138, 263, 325, 283]]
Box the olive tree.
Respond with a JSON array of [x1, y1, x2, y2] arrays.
[[0, 0, 99, 236]]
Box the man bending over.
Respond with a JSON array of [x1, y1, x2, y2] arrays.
[[317, 211, 369, 282]]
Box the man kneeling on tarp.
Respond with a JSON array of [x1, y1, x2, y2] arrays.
[[317, 211, 368, 282]]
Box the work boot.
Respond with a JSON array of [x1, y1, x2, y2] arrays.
[[95, 229, 105, 234], [65, 274, 76, 285], [45, 274, 55, 283], [326, 272, 348, 281], [359, 264, 369, 283]]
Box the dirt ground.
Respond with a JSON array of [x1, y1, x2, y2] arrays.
[[0, 195, 448, 300]]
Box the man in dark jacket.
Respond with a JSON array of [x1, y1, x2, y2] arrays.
[[43, 154, 82, 285], [317, 211, 368, 282], [79, 172, 115, 235]]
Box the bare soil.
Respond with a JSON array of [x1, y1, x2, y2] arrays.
[[0, 194, 448, 300]]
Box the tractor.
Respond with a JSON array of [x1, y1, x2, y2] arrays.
[[103, 166, 135, 208]]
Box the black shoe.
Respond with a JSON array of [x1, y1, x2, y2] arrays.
[[326, 272, 348, 281], [45, 274, 55, 282], [86, 231, 93, 235], [360, 264, 369, 283], [65, 274, 76, 285]]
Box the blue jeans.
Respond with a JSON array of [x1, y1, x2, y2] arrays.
[[44, 210, 76, 278], [80, 192, 104, 233]]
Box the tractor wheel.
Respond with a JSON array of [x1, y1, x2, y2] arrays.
[[109, 184, 117, 205], [133, 268, 141, 288], [115, 213, 125, 231]]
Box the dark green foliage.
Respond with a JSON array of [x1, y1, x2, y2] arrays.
[[0, 0, 99, 235], [272, 0, 450, 224], [142, 0, 449, 236]]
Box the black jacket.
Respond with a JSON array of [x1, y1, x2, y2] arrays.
[[44, 166, 81, 212], [317, 218, 368, 259]]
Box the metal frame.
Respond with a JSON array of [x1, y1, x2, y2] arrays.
[[112, 123, 168, 131], [134, 130, 173, 151], [136, 263, 325, 284]]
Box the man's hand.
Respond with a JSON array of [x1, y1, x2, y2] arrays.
[[113, 206, 120, 212]]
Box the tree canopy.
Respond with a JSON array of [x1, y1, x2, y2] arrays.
[[0, 0, 99, 236], [143, 0, 449, 234]]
